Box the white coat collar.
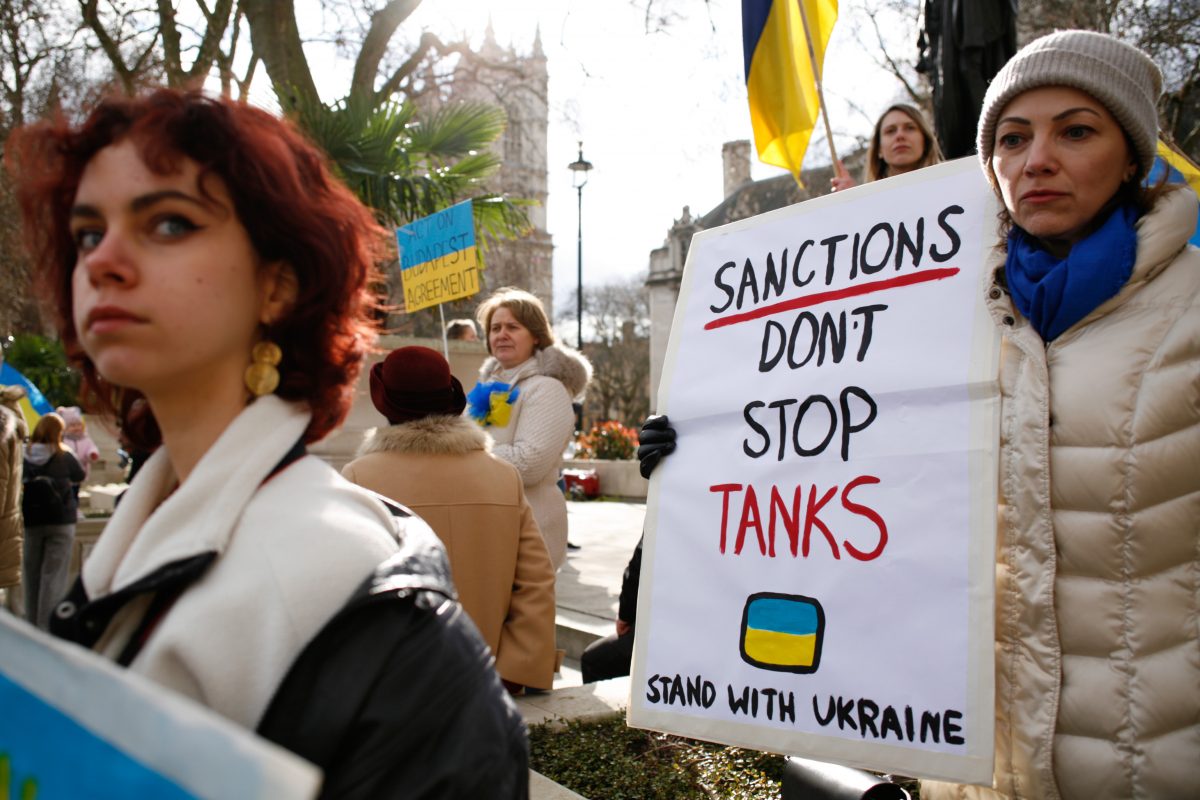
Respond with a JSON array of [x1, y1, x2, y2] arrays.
[[83, 395, 311, 596]]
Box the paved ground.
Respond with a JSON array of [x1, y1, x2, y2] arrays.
[[551, 499, 646, 688]]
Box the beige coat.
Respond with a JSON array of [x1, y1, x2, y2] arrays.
[[477, 344, 592, 570], [926, 188, 1200, 799], [342, 415, 559, 689], [0, 386, 27, 589]]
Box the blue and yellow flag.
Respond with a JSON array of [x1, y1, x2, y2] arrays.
[[1151, 140, 1200, 247], [0, 361, 53, 432], [739, 593, 825, 673], [742, 0, 838, 182]]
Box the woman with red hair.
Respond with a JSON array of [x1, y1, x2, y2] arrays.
[[7, 89, 527, 798]]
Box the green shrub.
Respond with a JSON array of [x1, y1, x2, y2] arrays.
[[3, 333, 81, 409], [529, 716, 784, 799]]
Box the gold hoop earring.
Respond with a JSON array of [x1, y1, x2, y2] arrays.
[[244, 341, 282, 397]]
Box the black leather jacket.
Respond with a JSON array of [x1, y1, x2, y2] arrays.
[[53, 494, 529, 799], [256, 516, 529, 800]]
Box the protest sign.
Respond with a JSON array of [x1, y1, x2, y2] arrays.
[[0, 614, 320, 799], [396, 200, 480, 313], [629, 158, 1001, 784]]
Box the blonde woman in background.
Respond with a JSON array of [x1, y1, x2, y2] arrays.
[[470, 288, 591, 569]]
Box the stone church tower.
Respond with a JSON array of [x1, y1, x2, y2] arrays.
[[441, 25, 555, 317]]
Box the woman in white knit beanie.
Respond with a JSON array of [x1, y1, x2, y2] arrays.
[[923, 29, 1200, 800]]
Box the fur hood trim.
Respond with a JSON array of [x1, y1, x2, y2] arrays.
[[1, 386, 26, 440], [479, 343, 592, 399], [358, 414, 492, 458]]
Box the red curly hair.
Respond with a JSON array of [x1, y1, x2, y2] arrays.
[[6, 89, 386, 447]]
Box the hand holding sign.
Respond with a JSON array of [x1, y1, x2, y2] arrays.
[[631, 159, 1001, 785]]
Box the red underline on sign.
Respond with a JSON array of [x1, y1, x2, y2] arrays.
[[703, 267, 961, 331]]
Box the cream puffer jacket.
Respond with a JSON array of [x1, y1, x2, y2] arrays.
[[926, 188, 1200, 799], [476, 344, 591, 570]]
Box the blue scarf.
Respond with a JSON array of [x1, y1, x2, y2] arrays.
[[1004, 204, 1139, 342]]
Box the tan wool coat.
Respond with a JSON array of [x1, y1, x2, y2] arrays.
[[926, 188, 1200, 799], [342, 414, 560, 689], [0, 386, 28, 589]]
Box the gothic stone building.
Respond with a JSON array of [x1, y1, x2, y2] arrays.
[[437, 26, 555, 318]]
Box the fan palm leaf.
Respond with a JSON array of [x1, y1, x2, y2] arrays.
[[293, 94, 529, 241]]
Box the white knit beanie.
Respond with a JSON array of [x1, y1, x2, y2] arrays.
[[977, 30, 1162, 179]]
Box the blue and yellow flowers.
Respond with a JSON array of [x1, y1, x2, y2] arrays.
[[466, 381, 520, 427]]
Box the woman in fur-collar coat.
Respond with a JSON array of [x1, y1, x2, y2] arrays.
[[0, 385, 28, 596], [472, 288, 592, 570], [343, 346, 560, 690]]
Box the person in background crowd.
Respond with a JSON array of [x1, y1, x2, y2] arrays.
[[21, 412, 84, 629], [580, 535, 641, 684], [920, 30, 1199, 800], [830, 103, 944, 192], [343, 345, 560, 695], [0, 384, 28, 614], [8, 88, 527, 798], [57, 406, 100, 478], [471, 287, 592, 570], [445, 317, 479, 342]]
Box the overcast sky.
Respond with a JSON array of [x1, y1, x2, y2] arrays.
[[312, 0, 911, 311]]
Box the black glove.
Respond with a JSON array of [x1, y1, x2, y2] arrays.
[[637, 414, 676, 479]]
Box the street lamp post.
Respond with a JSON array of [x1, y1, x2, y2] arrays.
[[568, 142, 592, 350]]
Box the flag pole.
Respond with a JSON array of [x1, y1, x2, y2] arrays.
[[796, 0, 841, 174]]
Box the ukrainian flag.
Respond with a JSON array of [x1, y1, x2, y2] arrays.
[[1151, 140, 1200, 246], [0, 362, 53, 432], [740, 593, 825, 673], [742, 0, 838, 182]]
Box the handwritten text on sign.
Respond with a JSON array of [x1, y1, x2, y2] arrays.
[[630, 159, 1001, 785], [396, 200, 480, 313]]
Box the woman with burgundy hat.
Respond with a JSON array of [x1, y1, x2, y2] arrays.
[[343, 346, 560, 693]]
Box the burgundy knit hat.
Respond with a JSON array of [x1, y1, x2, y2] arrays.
[[369, 346, 466, 425]]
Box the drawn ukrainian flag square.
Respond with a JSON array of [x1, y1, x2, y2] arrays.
[[739, 593, 825, 674]]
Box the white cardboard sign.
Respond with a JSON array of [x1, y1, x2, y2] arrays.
[[629, 158, 1002, 785]]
